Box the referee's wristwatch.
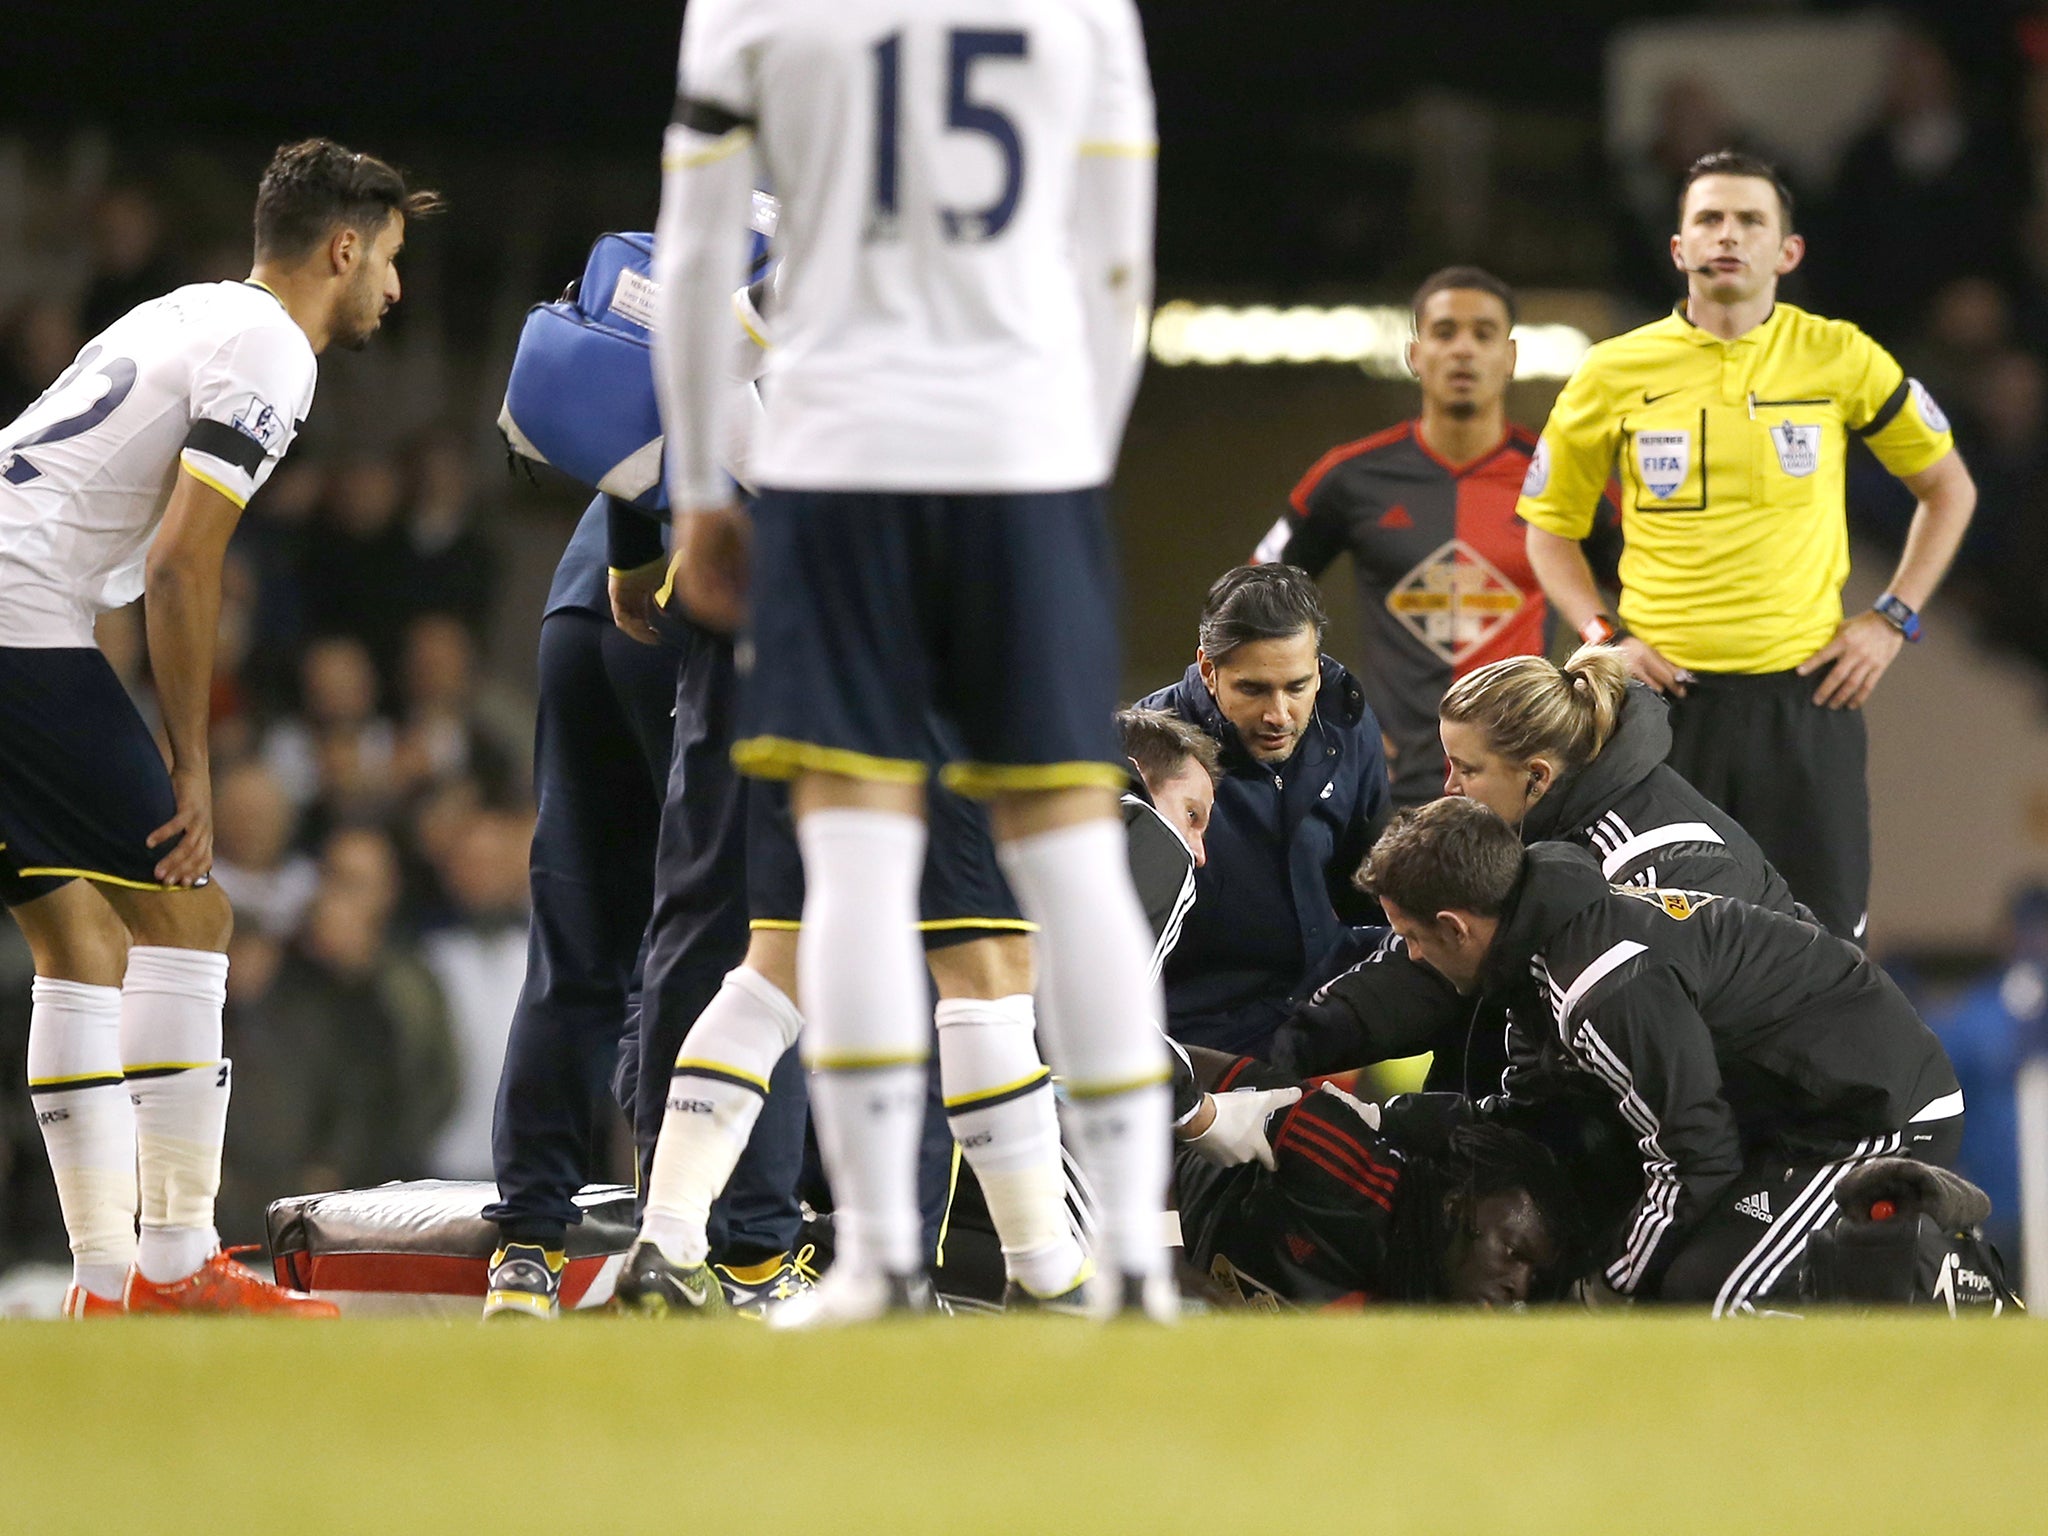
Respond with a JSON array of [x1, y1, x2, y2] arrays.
[[1872, 592, 1921, 642]]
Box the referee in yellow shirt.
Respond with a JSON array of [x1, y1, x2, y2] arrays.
[[1518, 151, 1977, 943]]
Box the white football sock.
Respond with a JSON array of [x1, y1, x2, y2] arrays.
[[27, 978, 136, 1300], [998, 818, 1171, 1281], [937, 994, 1086, 1296], [640, 966, 806, 1268], [120, 945, 230, 1284], [797, 807, 929, 1277]]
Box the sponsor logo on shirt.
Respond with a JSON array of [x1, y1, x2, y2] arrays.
[[1634, 430, 1690, 499], [229, 395, 288, 454], [1769, 421, 1821, 478], [1385, 537, 1526, 666], [1520, 438, 1550, 497], [1909, 377, 1949, 434]]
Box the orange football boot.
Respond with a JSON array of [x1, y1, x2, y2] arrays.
[[61, 1284, 126, 1318], [125, 1246, 339, 1318]]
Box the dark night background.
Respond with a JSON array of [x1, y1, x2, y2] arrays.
[[5, 0, 2026, 286]]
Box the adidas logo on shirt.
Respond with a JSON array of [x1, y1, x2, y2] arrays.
[[1734, 1191, 1773, 1223]]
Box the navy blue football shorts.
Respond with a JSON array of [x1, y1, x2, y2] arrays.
[[733, 488, 1125, 799], [745, 774, 1031, 953], [0, 646, 184, 905]]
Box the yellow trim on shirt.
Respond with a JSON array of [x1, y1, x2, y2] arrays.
[[733, 291, 770, 351], [663, 128, 754, 172], [939, 760, 1129, 799], [749, 918, 803, 933], [732, 736, 929, 786], [122, 1061, 217, 1076], [177, 456, 249, 510], [917, 917, 1038, 934]]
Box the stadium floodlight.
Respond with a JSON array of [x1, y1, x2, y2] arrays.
[[1147, 301, 1591, 378]]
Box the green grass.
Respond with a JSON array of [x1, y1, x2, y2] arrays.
[[2, 1313, 2042, 1534]]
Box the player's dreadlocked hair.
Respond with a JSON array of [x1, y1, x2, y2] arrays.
[[1383, 1122, 1582, 1303], [254, 138, 444, 261]]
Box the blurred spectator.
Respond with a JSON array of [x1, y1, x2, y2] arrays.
[[78, 184, 183, 339], [218, 885, 456, 1245], [1926, 885, 2048, 1268], [392, 613, 526, 798], [1955, 349, 2048, 577], [399, 431, 499, 637], [1612, 76, 1791, 313], [321, 823, 406, 928], [420, 806, 533, 1180], [1902, 276, 2013, 429], [0, 298, 80, 422], [261, 636, 399, 817], [300, 454, 428, 678], [212, 761, 318, 939], [1827, 30, 2021, 339]]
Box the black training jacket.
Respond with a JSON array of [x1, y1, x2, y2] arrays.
[[1486, 843, 1957, 1295], [1264, 684, 1812, 1078]]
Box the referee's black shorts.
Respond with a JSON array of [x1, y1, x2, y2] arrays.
[[0, 646, 183, 905], [1664, 670, 1868, 944]]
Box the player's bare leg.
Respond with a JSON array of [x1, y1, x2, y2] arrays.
[[769, 770, 931, 1327], [92, 881, 334, 1316], [991, 785, 1173, 1321], [926, 935, 1091, 1305], [14, 881, 135, 1315]]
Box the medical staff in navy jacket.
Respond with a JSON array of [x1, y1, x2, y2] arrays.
[[1138, 566, 1390, 1056]]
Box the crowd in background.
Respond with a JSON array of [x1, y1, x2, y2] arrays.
[[2, 12, 2047, 1279]]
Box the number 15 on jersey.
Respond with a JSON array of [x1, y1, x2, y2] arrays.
[[867, 28, 1028, 244]]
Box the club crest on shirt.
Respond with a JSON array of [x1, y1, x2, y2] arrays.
[[1386, 537, 1526, 666], [1634, 430, 1690, 499], [229, 395, 287, 454], [1909, 377, 1949, 434], [1617, 886, 1720, 921], [1769, 421, 1821, 478]]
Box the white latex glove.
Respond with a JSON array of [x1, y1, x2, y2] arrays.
[[1185, 1086, 1303, 1170], [1314, 1080, 1383, 1129]]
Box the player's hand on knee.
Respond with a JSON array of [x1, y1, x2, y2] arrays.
[[147, 765, 215, 887], [1796, 611, 1902, 710], [1186, 1085, 1302, 1170], [666, 505, 751, 635], [1617, 636, 1691, 697]]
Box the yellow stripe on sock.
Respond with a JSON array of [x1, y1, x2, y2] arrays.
[[806, 1051, 928, 1071], [674, 1058, 772, 1093], [1062, 1067, 1173, 1101], [943, 1068, 1051, 1112]]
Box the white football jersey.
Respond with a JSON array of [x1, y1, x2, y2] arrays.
[[0, 281, 316, 647], [676, 0, 1155, 492]]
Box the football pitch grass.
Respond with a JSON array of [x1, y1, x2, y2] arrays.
[[3, 1313, 2043, 1534]]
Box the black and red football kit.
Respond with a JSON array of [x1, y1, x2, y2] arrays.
[[1256, 421, 1615, 808]]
